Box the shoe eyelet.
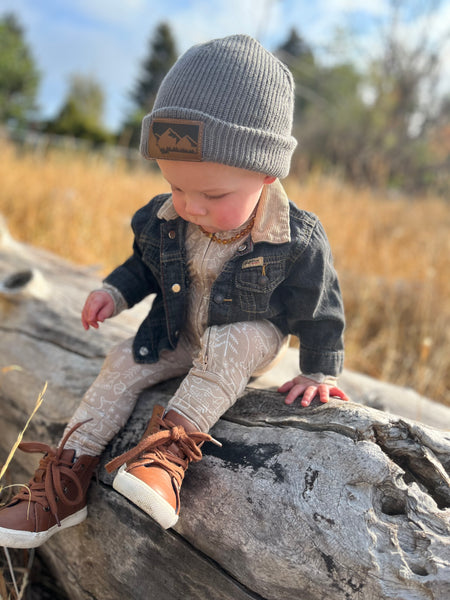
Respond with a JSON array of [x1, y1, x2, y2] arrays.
[[63, 486, 68, 494], [43, 506, 50, 512], [55, 496, 59, 502]]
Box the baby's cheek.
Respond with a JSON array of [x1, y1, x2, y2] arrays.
[[217, 208, 250, 230], [171, 199, 183, 218]]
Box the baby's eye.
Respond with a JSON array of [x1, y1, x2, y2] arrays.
[[204, 193, 227, 200]]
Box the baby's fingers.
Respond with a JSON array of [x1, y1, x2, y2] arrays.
[[82, 303, 100, 329], [96, 304, 114, 323], [300, 385, 322, 407], [284, 383, 307, 405], [329, 387, 350, 401], [81, 291, 114, 330], [81, 307, 95, 330], [278, 379, 295, 394]]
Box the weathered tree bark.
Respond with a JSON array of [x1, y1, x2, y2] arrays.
[[1, 221, 449, 600]]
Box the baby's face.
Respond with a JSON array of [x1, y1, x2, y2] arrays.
[[157, 160, 275, 233]]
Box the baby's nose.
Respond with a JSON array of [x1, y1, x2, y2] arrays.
[[185, 197, 207, 216]]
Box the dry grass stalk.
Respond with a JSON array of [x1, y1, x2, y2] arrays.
[[3, 547, 19, 597], [0, 547, 35, 600], [0, 382, 47, 488], [0, 378, 47, 599]]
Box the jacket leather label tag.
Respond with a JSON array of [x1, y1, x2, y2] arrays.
[[148, 118, 203, 161], [242, 257, 264, 269]]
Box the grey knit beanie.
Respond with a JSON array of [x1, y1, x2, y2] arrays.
[[140, 34, 297, 179]]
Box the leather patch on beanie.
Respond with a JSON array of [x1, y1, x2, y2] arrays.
[[148, 118, 203, 161]]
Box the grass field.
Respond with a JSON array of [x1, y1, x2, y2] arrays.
[[1, 141, 449, 405]]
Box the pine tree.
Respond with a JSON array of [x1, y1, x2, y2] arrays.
[[119, 22, 177, 148], [0, 13, 40, 126], [131, 22, 177, 111]]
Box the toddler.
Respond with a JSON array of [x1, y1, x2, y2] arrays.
[[0, 34, 348, 547]]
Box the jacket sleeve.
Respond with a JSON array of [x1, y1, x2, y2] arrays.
[[283, 219, 345, 377], [103, 203, 160, 309]]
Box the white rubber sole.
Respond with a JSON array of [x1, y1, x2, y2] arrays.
[[113, 465, 178, 530], [0, 506, 88, 548]]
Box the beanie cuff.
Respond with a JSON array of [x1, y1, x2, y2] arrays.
[[141, 108, 297, 179]]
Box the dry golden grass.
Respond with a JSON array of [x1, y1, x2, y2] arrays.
[[1, 141, 449, 405], [286, 177, 450, 403]]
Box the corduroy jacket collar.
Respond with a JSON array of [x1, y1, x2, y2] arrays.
[[156, 179, 291, 245]]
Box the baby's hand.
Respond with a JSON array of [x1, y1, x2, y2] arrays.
[[81, 290, 115, 330], [278, 375, 350, 407]]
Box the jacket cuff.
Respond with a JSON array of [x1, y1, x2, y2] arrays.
[[300, 347, 344, 378], [301, 373, 338, 386], [95, 283, 128, 317]]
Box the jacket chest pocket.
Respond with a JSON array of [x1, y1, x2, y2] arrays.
[[235, 259, 285, 314], [142, 240, 161, 274]]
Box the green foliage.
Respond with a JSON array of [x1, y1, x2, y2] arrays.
[[277, 15, 449, 195], [277, 29, 366, 176], [45, 74, 113, 145], [354, 22, 449, 193], [0, 13, 40, 126], [117, 108, 147, 149], [131, 22, 177, 111], [276, 28, 317, 116], [120, 22, 177, 148]]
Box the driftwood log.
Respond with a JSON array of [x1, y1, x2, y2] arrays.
[[0, 219, 449, 600]]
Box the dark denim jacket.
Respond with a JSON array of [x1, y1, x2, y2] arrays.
[[105, 194, 345, 376]]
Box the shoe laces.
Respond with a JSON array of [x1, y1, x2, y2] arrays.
[[13, 421, 90, 526], [105, 416, 220, 488]]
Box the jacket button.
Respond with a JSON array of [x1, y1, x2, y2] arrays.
[[139, 346, 149, 356], [214, 294, 224, 304], [171, 283, 181, 293], [168, 230, 176, 239], [238, 243, 247, 252], [259, 275, 269, 285]]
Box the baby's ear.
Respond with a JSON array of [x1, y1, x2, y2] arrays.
[[264, 176, 277, 184]]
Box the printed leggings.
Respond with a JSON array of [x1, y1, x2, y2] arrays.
[[63, 320, 286, 457]]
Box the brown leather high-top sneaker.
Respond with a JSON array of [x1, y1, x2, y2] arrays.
[[106, 405, 220, 529], [0, 422, 99, 548]]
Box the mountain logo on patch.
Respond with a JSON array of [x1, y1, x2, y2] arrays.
[[148, 118, 203, 161]]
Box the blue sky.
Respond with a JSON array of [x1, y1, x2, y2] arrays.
[[2, 0, 449, 130]]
